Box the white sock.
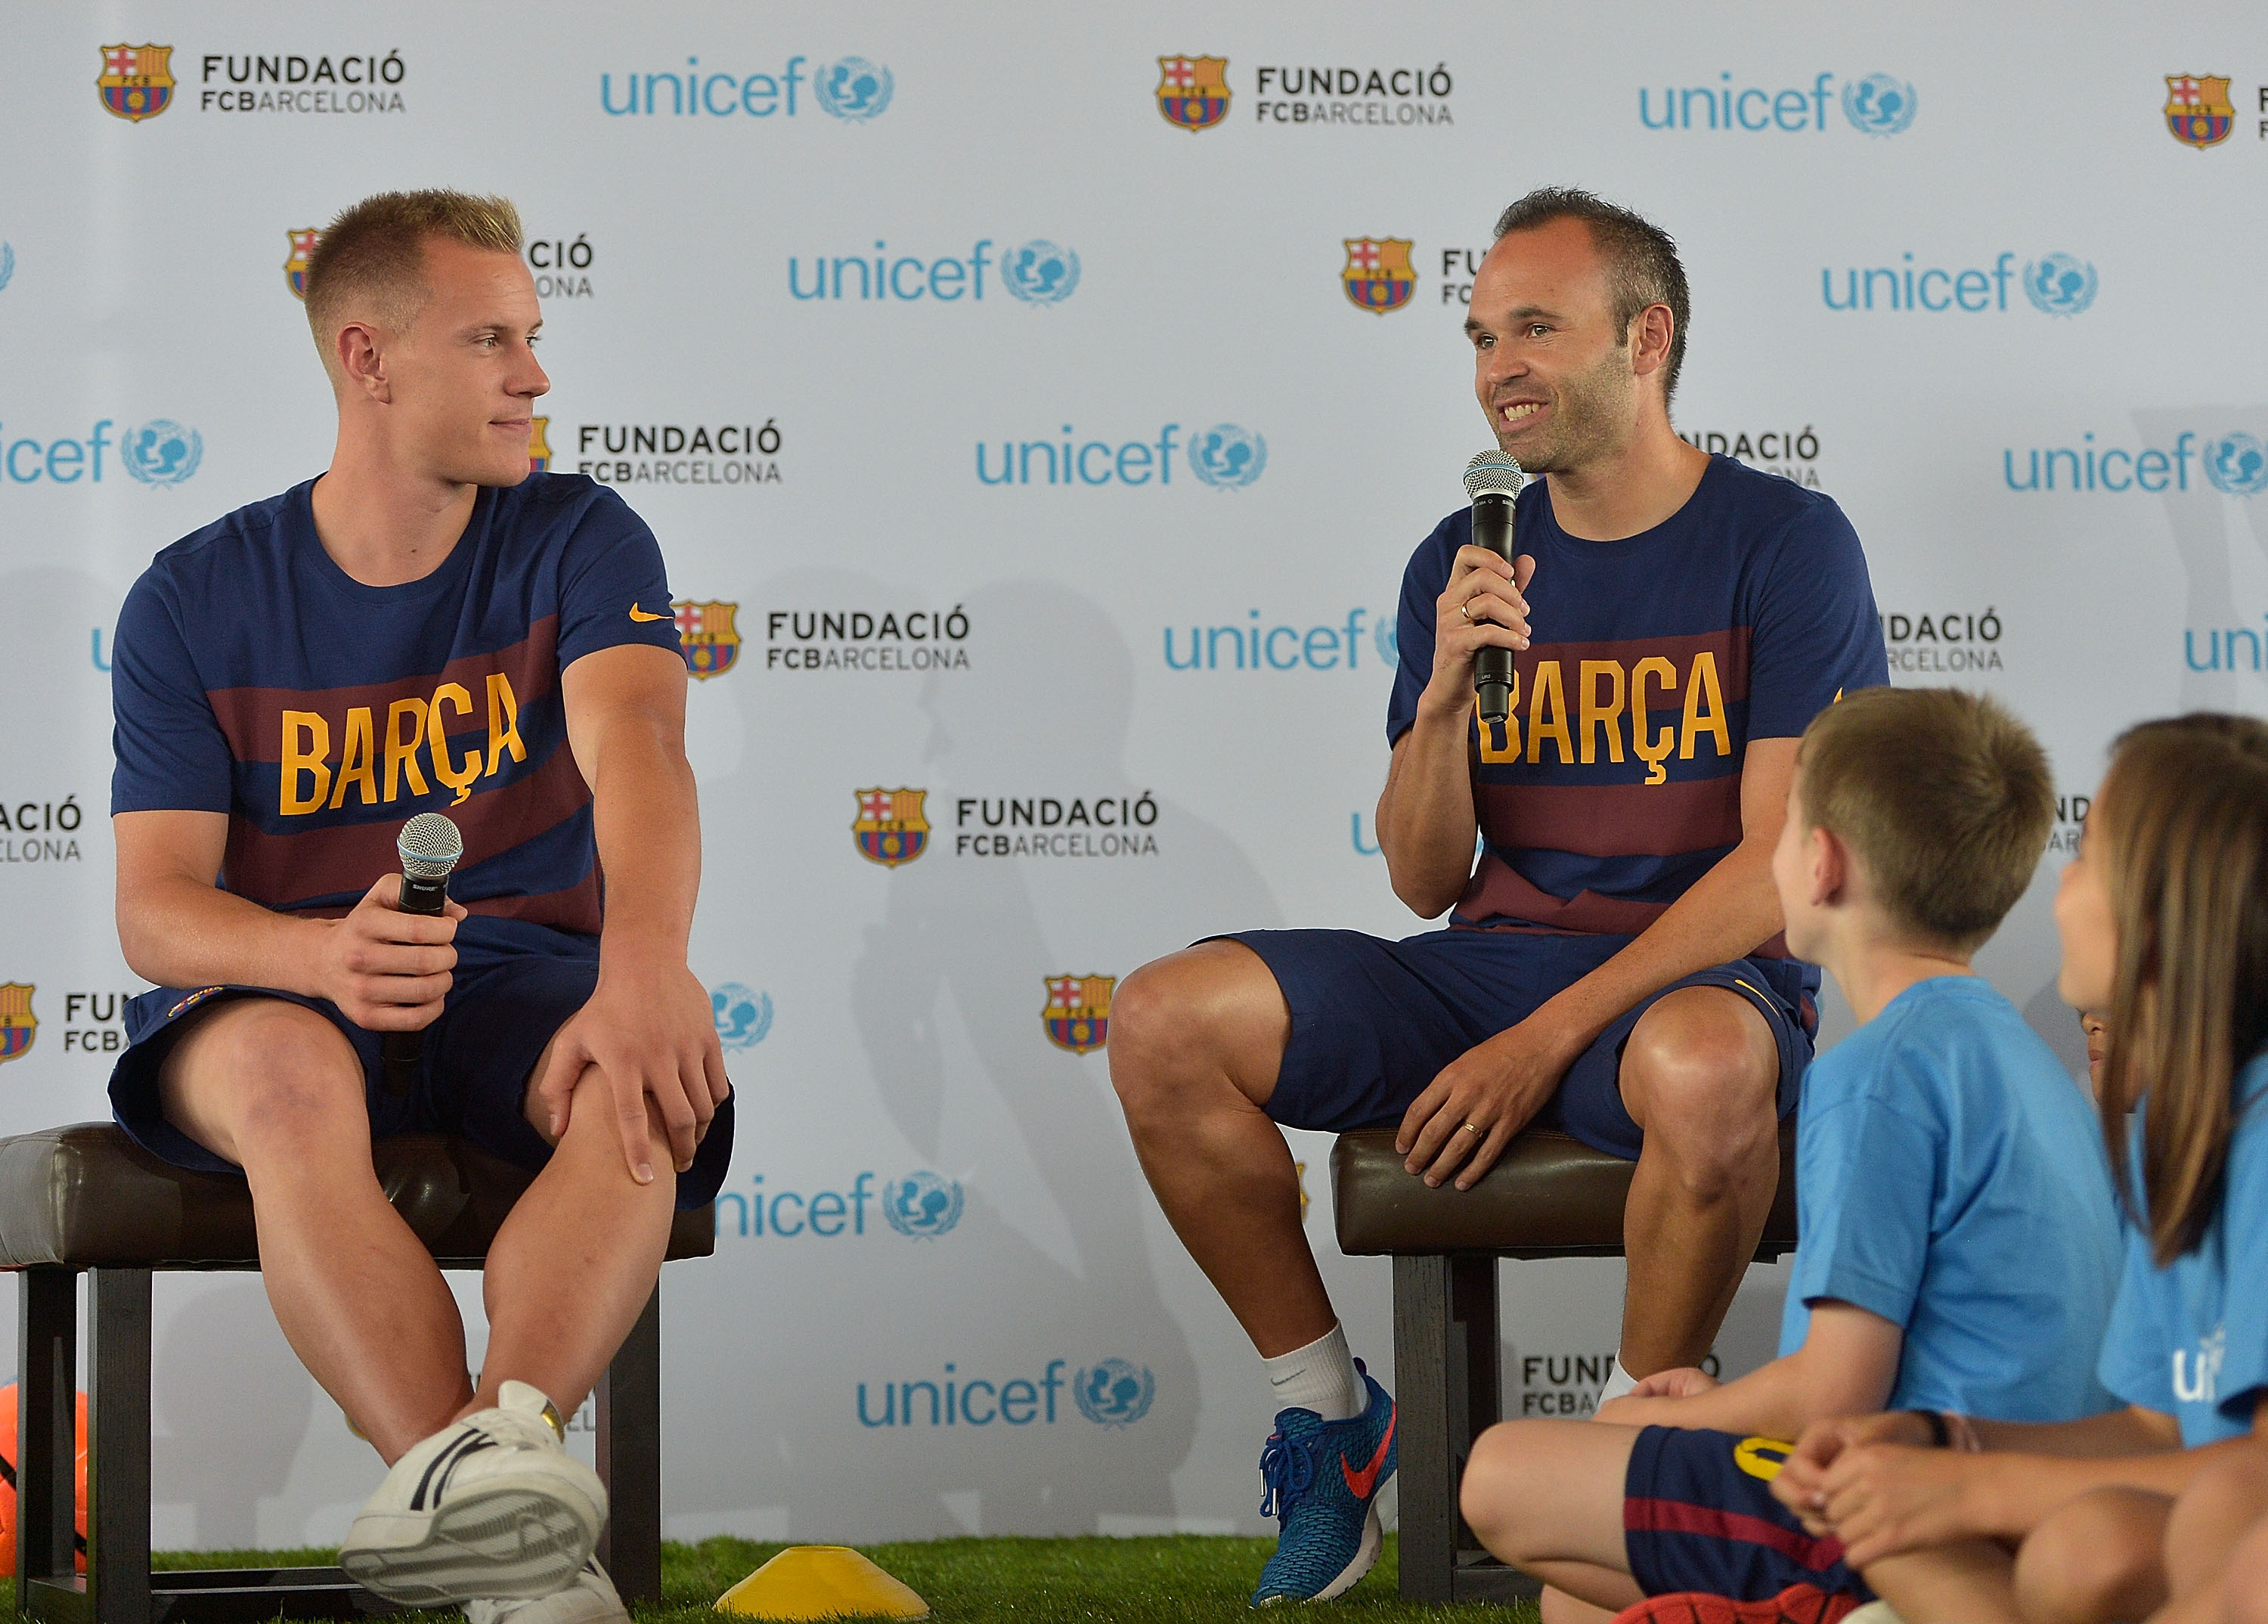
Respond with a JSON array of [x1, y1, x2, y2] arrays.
[[1263, 1323, 1365, 1421], [1597, 1355, 1640, 1406]]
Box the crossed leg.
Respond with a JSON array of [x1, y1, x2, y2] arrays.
[[159, 995, 677, 1462]]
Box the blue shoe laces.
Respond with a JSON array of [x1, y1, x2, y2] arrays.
[[1256, 1429, 1316, 1521]]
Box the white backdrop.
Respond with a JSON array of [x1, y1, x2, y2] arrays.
[[3, 0, 2266, 1549]]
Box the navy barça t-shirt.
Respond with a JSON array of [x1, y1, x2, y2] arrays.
[[110, 473, 681, 938], [1387, 454, 1886, 947]]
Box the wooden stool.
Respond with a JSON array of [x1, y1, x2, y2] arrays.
[[0, 1123, 715, 1624], [1331, 1123, 1799, 1605]]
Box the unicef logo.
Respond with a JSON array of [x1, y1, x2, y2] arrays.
[[122, 420, 203, 486], [815, 57, 893, 120], [882, 1171, 965, 1238], [1073, 1359, 1156, 1427], [1374, 615, 1398, 665], [1002, 240, 1081, 305], [1188, 424, 1267, 490], [2208, 433, 2268, 497], [2022, 255, 2098, 317], [1841, 74, 1916, 135], [710, 983, 773, 1051]]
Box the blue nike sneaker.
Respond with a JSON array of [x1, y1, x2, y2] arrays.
[[1249, 1360, 1397, 1607]]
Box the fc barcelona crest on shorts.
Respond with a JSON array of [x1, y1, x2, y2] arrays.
[[1157, 56, 1230, 132], [527, 417, 552, 473], [1343, 238, 1416, 315], [285, 229, 319, 300], [673, 600, 740, 678], [1043, 974, 1115, 1055], [0, 984, 36, 1065], [98, 44, 175, 122], [2164, 74, 2234, 149], [854, 788, 930, 867]]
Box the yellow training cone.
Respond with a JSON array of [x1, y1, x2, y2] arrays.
[[716, 1545, 930, 1620]]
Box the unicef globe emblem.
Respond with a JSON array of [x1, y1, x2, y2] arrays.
[[710, 984, 773, 1052], [1188, 424, 1267, 490], [1841, 74, 1916, 135], [2208, 433, 2268, 497], [1074, 1359, 1156, 1427], [122, 420, 203, 485], [1374, 615, 1399, 665], [1003, 240, 1081, 305], [882, 1170, 965, 1238], [2022, 255, 2098, 317], [816, 57, 893, 120]]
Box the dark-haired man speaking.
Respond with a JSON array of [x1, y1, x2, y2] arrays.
[[1108, 188, 1885, 1606]]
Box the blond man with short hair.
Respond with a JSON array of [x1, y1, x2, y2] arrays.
[[106, 190, 730, 1624], [1458, 687, 2121, 1624]]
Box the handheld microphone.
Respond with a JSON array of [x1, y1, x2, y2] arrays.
[[380, 811, 464, 1095], [1463, 450, 1529, 724]]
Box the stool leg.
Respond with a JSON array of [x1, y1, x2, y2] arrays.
[[87, 1268, 152, 1624], [1448, 1256, 1503, 1568], [17, 1267, 78, 1612], [1392, 1256, 1457, 1602], [595, 1287, 661, 1606]]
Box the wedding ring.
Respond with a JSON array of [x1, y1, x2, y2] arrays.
[[1461, 1121, 1483, 1137], [1459, 602, 1473, 622]]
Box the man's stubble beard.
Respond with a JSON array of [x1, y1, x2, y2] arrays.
[[1491, 345, 1636, 478]]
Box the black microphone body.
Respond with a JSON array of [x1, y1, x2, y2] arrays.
[[1470, 492, 1517, 724], [1461, 450, 1529, 725], [381, 814, 463, 1095]]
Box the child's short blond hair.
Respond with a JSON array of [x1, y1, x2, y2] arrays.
[[1797, 686, 2053, 952]]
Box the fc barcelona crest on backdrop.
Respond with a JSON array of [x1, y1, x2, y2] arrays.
[[1157, 56, 1230, 132], [285, 229, 319, 299], [98, 44, 175, 122], [1343, 238, 1416, 315], [673, 600, 740, 678], [527, 417, 552, 473], [0, 984, 36, 1065], [1043, 975, 1116, 1055], [2164, 74, 2234, 149], [854, 789, 931, 867]]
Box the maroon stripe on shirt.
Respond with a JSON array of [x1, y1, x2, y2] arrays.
[[1476, 776, 1743, 859], [1509, 627, 1753, 702], [207, 617, 560, 762], [221, 743, 596, 928]]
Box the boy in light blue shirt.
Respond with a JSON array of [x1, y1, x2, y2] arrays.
[[1459, 686, 2122, 1624]]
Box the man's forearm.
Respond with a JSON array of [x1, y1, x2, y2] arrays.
[[119, 876, 330, 995], [588, 727, 702, 967], [1531, 837, 1783, 1052], [1375, 711, 1480, 916]]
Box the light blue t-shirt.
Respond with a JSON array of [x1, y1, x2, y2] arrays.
[[1778, 977, 2121, 1421], [2096, 1056, 2268, 1445]]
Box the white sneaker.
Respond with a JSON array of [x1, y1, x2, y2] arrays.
[[466, 1561, 629, 1624], [339, 1381, 608, 1606]]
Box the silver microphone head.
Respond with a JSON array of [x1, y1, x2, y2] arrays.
[[398, 812, 464, 879], [1464, 449, 1526, 502]]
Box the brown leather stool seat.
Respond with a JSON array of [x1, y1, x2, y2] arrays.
[[1329, 1123, 1799, 1605], [0, 1122, 715, 1624]]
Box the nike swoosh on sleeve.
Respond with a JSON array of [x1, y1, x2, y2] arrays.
[[628, 605, 667, 622]]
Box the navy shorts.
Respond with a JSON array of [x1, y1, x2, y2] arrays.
[[110, 921, 733, 1212], [1222, 927, 1814, 1156], [1624, 1426, 1870, 1602]]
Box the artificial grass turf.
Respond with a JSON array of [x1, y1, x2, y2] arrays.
[[152, 1535, 1541, 1622]]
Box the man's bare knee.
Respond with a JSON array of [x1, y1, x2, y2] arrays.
[[1622, 990, 1778, 1196], [160, 1000, 364, 1166], [2013, 1487, 2168, 1624], [1108, 943, 1287, 1117]]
